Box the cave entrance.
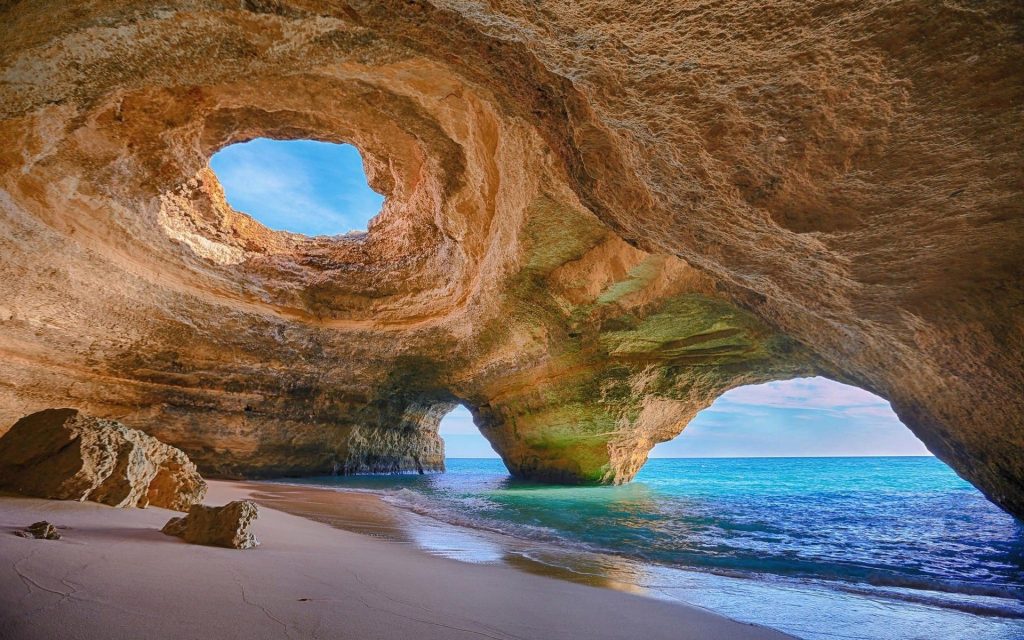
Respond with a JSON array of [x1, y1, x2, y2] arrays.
[[438, 405, 499, 459], [208, 138, 384, 236], [650, 376, 930, 458]]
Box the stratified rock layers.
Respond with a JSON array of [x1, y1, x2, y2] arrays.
[[0, 3, 1021, 514], [0, 409, 207, 511]]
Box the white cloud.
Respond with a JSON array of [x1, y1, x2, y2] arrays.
[[713, 377, 895, 420]]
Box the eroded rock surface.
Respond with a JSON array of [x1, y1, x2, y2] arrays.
[[162, 500, 259, 549], [0, 3, 1021, 514], [0, 409, 207, 510]]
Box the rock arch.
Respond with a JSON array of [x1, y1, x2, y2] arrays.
[[0, 1, 1021, 517]]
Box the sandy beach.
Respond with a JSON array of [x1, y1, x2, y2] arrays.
[[0, 480, 792, 640]]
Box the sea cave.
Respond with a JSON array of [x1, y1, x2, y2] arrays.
[[0, 2, 1021, 639]]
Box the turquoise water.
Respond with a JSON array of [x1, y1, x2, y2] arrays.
[[283, 457, 1024, 639]]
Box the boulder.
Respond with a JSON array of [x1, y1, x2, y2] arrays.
[[0, 409, 207, 511], [162, 500, 259, 549]]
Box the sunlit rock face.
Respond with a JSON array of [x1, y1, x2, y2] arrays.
[[0, 2, 1021, 515]]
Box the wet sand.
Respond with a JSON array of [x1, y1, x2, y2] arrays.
[[247, 481, 657, 595], [0, 480, 793, 640]]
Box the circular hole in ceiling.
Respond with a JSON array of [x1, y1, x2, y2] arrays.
[[209, 138, 384, 237]]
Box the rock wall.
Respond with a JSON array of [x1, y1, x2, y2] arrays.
[[0, 2, 1021, 514]]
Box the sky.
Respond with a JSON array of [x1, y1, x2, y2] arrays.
[[439, 377, 931, 459], [209, 138, 384, 236], [209, 139, 931, 460]]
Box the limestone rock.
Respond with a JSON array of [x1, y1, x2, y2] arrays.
[[15, 521, 61, 540], [0, 409, 207, 511], [162, 501, 260, 549], [0, 2, 1021, 518]]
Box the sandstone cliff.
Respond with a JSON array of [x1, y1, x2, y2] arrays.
[[0, 2, 1020, 515]]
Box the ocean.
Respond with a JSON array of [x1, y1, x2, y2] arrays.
[[277, 457, 1024, 640]]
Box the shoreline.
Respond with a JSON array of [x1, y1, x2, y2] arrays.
[[245, 479, 658, 596], [0, 480, 792, 640], [253, 475, 1024, 640]]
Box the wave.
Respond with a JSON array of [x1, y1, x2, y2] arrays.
[[381, 488, 591, 549], [835, 581, 1024, 619]]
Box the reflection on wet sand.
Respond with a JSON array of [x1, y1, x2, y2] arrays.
[[246, 483, 412, 543], [501, 551, 651, 596], [245, 481, 652, 597]]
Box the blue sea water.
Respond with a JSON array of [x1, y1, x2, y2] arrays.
[[282, 457, 1024, 639]]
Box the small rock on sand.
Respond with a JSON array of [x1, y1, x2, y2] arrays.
[[15, 521, 61, 540], [162, 500, 259, 549]]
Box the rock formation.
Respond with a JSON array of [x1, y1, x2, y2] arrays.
[[0, 3, 1021, 514], [162, 500, 260, 549], [0, 409, 207, 511]]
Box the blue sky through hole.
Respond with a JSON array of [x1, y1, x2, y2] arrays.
[[209, 138, 384, 236], [438, 377, 931, 458]]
